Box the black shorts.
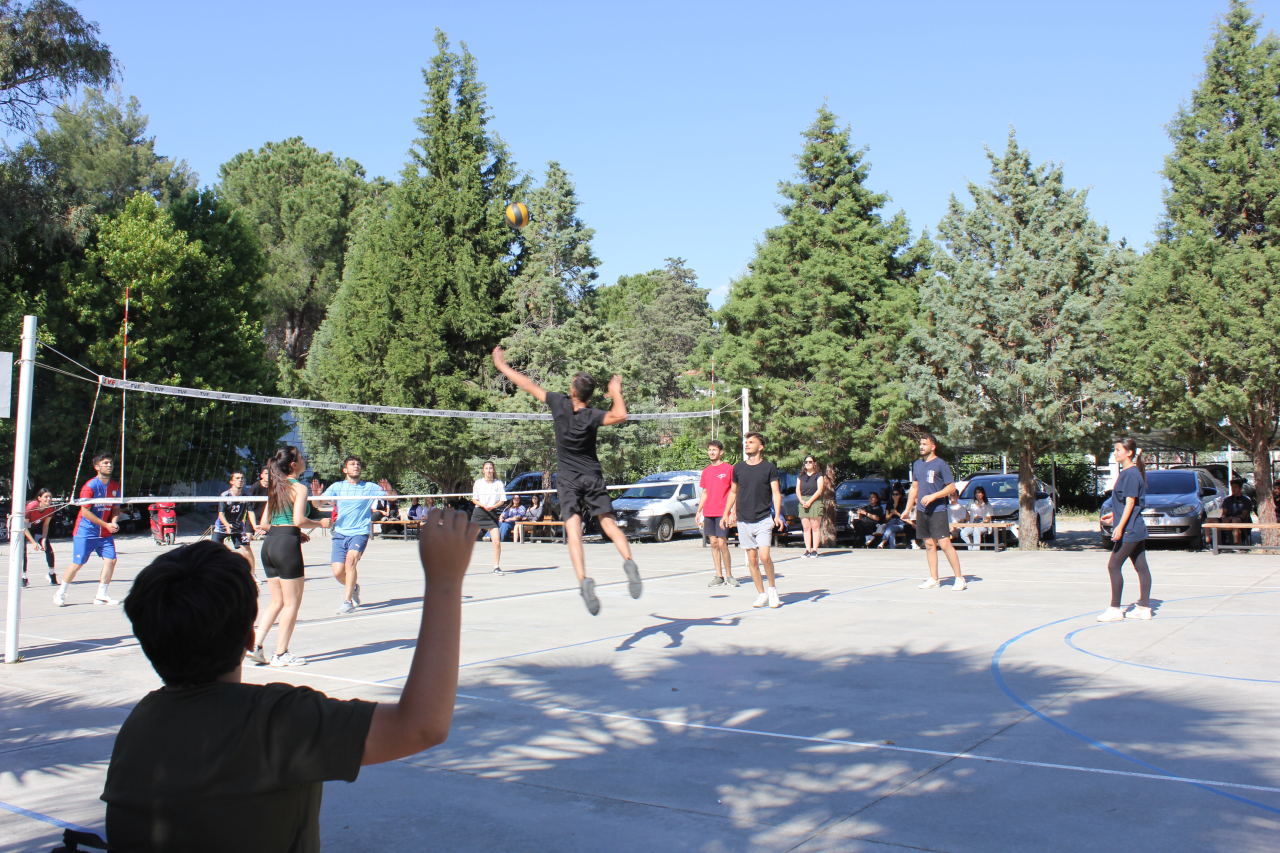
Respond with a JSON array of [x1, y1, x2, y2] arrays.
[[261, 526, 305, 580], [470, 505, 501, 531], [702, 516, 729, 538], [918, 508, 951, 542], [556, 473, 614, 520], [213, 529, 248, 550]]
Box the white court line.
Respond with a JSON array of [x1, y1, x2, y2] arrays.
[[239, 666, 1280, 796]]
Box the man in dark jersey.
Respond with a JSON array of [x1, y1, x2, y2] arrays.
[[492, 346, 641, 615], [214, 471, 258, 580]]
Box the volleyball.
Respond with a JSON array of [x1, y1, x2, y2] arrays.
[[504, 202, 531, 229]]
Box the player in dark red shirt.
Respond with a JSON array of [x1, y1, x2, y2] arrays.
[[23, 488, 58, 587]]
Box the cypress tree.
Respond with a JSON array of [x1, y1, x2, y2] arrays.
[[1117, 0, 1280, 541], [302, 32, 525, 488], [902, 131, 1128, 550], [712, 106, 925, 473]]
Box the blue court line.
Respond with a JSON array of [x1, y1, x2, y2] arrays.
[[1065, 616, 1280, 684], [0, 799, 98, 835], [374, 577, 909, 683], [991, 589, 1280, 815]]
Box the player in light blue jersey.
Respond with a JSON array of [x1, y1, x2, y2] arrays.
[[322, 456, 396, 615]]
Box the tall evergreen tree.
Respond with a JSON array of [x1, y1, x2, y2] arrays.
[[302, 32, 525, 488], [902, 131, 1129, 550], [712, 106, 925, 473], [218, 138, 379, 370], [1116, 1, 1280, 541]]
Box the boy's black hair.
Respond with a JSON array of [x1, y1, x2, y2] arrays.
[[92, 452, 113, 466], [707, 439, 725, 451], [571, 371, 597, 403], [124, 542, 258, 686], [919, 432, 938, 447], [343, 455, 363, 468], [745, 431, 765, 446]]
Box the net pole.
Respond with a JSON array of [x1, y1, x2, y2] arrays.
[[6, 315, 38, 664], [119, 286, 129, 495], [741, 387, 749, 459]]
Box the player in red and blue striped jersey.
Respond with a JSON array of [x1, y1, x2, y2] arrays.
[[55, 452, 122, 607]]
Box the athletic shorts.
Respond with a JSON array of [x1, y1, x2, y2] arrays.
[[918, 507, 951, 541], [213, 530, 249, 550], [470, 505, 500, 531], [71, 534, 115, 565], [737, 517, 775, 550], [261, 526, 305, 580], [331, 532, 370, 563], [702, 516, 729, 539], [556, 473, 614, 520]]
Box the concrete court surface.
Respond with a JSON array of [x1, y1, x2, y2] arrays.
[[1, 527, 1279, 852]]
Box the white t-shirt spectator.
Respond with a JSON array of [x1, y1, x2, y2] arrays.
[[471, 479, 506, 508], [967, 501, 993, 522], [947, 500, 969, 525]]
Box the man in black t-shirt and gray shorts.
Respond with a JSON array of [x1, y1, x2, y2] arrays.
[[907, 433, 965, 591], [492, 346, 642, 616], [724, 432, 787, 609]]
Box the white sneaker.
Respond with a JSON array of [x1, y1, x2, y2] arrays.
[[492, 567, 505, 575], [752, 592, 769, 608], [917, 578, 941, 589], [53, 590, 66, 607], [952, 577, 967, 591], [93, 595, 120, 606], [270, 651, 306, 667], [768, 588, 781, 609], [352, 584, 361, 606], [910, 541, 921, 550], [245, 645, 266, 665], [336, 600, 356, 615], [1096, 607, 1126, 622], [865, 535, 874, 546], [1126, 605, 1153, 620]]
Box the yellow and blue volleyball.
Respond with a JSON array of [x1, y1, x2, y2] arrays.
[[504, 202, 531, 229]]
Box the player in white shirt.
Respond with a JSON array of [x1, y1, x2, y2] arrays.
[[471, 461, 507, 574]]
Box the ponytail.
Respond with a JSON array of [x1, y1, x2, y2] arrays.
[[1118, 437, 1146, 482], [266, 446, 302, 522]]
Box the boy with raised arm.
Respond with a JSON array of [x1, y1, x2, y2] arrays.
[[492, 346, 642, 615], [102, 507, 477, 851]]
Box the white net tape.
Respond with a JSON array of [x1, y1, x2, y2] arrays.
[[99, 377, 717, 422], [74, 482, 684, 506]]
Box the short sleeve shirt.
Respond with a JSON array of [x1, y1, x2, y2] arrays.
[[323, 480, 387, 537], [472, 479, 507, 507], [1222, 494, 1253, 520], [75, 477, 120, 537], [732, 460, 780, 524], [699, 463, 734, 517], [26, 500, 55, 529], [1112, 466, 1148, 542], [947, 501, 969, 524], [911, 458, 954, 514], [546, 391, 606, 479], [968, 501, 993, 522], [215, 490, 249, 533], [102, 682, 375, 853]]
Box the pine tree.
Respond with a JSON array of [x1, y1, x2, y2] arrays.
[[712, 106, 925, 473], [1116, 1, 1280, 542], [902, 131, 1129, 550], [302, 32, 525, 489]]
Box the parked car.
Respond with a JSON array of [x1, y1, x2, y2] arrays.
[[505, 471, 560, 519], [1100, 467, 1226, 549], [1169, 463, 1253, 499], [612, 471, 703, 541], [957, 473, 1057, 541]]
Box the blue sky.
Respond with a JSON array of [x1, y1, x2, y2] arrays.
[[62, 1, 1276, 306]]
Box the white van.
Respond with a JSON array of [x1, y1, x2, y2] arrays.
[[611, 470, 703, 542]]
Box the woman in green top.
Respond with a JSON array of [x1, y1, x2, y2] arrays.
[[248, 446, 331, 667]]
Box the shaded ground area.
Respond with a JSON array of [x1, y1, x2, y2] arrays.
[[3, 529, 1278, 852]]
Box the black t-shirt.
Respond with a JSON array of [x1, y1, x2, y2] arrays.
[[733, 460, 780, 524], [547, 391, 607, 479], [798, 471, 821, 497], [216, 490, 248, 533], [860, 503, 886, 524], [102, 682, 375, 853], [1222, 494, 1253, 520]]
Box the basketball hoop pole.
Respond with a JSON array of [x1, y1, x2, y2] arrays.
[[6, 315, 37, 663]]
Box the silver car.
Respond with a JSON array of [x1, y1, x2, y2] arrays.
[[957, 474, 1057, 542], [612, 471, 703, 542]]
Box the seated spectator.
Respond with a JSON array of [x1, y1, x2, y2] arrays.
[[102, 512, 475, 852], [406, 498, 428, 539], [498, 495, 528, 542], [961, 486, 994, 550], [879, 488, 915, 549], [517, 495, 545, 543], [854, 492, 887, 546], [1221, 478, 1254, 545], [946, 491, 969, 543]]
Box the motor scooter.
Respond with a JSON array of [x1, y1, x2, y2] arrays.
[[148, 502, 177, 545]]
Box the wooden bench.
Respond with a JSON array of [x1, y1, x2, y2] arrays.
[[950, 522, 1017, 552], [515, 520, 566, 543], [1202, 522, 1280, 554], [373, 519, 417, 539]]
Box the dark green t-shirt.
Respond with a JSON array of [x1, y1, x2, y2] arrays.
[[102, 681, 376, 853]]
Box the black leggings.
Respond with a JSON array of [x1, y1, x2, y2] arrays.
[[1107, 539, 1152, 608], [31, 533, 54, 569], [261, 527, 305, 580]]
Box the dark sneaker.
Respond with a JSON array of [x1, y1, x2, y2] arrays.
[[581, 577, 600, 616], [623, 559, 642, 599], [48, 572, 58, 586]]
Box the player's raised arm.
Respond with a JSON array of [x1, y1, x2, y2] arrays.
[[602, 375, 628, 426], [492, 346, 547, 404]]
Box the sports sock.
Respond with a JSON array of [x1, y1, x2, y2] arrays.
[[58, 581, 68, 595], [97, 582, 109, 599]]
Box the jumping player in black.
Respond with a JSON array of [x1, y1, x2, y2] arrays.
[[492, 346, 641, 615]]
